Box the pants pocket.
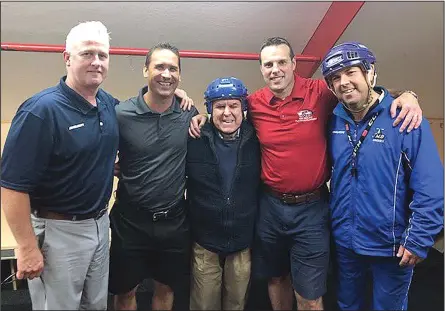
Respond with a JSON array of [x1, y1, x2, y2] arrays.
[[31, 214, 47, 250]]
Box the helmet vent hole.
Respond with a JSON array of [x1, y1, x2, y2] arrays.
[[347, 51, 358, 59]]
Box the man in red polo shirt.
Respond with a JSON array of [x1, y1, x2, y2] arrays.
[[189, 37, 421, 310]]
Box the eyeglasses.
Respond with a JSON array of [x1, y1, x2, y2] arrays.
[[1, 273, 16, 286]]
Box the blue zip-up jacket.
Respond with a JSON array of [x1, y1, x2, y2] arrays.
[[186, 120, 261, 254], [329, 87, 444, 259]]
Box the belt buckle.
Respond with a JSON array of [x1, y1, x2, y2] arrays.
[[152, 210, 168, 222], [282, 193, 297, 204]]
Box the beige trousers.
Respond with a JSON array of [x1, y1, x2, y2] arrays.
[[190, 242, 251, 310]]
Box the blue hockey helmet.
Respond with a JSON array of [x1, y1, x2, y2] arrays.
[[204, 77, 248, 114], [321, 41, 376, 85]]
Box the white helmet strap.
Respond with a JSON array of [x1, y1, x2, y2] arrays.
[[366, 64, 377, 88]]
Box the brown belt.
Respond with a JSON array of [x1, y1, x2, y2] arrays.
[[263, 184, 323, 205], [32, 206, 108, 221]]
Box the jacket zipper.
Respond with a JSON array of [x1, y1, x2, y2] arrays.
[[225, 127, 250, 249], [206, 125, 251, 250]]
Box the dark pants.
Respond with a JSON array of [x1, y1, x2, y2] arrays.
[[252, 188, 330, 300], [335, 245, 414, 310], [108, 199, 191, 295]]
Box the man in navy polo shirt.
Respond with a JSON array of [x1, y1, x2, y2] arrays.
[[1, 21, 117, 310], [1, 21, 118, 310]]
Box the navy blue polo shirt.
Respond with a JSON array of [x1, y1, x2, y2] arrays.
[[1, 76, 119, 215]]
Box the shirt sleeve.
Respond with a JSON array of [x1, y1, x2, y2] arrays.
[[1, 110, 54, 192], [192, 106, 199, 117], [400, 119, 444, 258], [112, 96, 120, 106]]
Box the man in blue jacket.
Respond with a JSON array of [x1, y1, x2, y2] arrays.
[[186, 77, 261, 310], [323, 42, 444, 311]]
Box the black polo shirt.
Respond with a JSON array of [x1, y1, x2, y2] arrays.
[[1, 76, 119, 215], [115, 86, 198, 210]]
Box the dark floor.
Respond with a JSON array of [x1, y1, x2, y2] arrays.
[[1, 249, 443, 310]]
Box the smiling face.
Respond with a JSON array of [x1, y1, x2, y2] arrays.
[[143, 49, 180, 98], [260, 44, 296, 98], [211, 99, 243, 135], [329, 65, 371, 110], [64, 39, 109, 90]]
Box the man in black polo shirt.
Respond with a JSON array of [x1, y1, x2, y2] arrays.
[[1, 21, 118, 310], [109, 42, 198, 311]]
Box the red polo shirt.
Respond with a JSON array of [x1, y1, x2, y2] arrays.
[[248, 74, 337, 194]]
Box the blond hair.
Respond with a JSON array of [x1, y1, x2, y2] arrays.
[[65, 21, 110, 53]]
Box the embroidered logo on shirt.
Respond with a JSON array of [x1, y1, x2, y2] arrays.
[[372, 128, 385, 143], [296, 109, 317, 122], [68, 123, 85, 130]]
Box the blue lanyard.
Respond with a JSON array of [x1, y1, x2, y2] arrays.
[[344, 113, 379, 177]]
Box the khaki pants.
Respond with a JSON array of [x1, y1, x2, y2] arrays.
[[190, 243, 251, 310]]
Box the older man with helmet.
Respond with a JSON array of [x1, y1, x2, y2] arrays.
[[323, 42, 444, 310], [186, 77, 261, 310]]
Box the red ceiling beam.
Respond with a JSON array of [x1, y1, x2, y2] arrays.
[[1, 42, 320, 62], [295, 1, 365, 78]]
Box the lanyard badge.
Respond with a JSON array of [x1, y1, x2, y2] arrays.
[[344, 113, 379, 177]]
